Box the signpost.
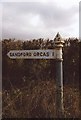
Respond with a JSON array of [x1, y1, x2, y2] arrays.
[[7, 33, 64, 118], [7, 49, 62, 59], [54, 33, 64, 117]]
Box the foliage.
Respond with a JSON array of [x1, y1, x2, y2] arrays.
[[2, 37, 80, 118], [2, 80, 80, 118]]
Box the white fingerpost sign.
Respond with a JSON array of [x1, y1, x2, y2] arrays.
[[7, 49, 62, 59]]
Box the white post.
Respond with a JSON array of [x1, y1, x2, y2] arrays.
[[54, 33, 64, 117]]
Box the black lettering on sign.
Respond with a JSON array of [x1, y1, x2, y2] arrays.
[[40, 52, 43, 56], [33, 52, 37, 56], [26, 52, 31, 56], [10, 52, 22, 57], [10, 52, 14, 57], [33, 52, 49, 57], [37, 52, 40, 56], [46, 52, 49, 56], [52, 52, 54, 56]]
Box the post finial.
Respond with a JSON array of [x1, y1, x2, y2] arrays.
[[54, 32, 64, 48]]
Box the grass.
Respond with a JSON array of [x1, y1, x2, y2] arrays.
[[2, 80, 80, 118]]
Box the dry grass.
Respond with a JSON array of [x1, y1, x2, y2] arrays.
[[2, 80, 80, 118]]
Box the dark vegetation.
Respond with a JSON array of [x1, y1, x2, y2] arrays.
[[2, 37, 80, 118]]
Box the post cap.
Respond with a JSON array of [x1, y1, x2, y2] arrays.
[[54, 32, 64, 47]]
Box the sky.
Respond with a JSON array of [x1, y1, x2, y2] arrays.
[[0, 0, 80, 40]]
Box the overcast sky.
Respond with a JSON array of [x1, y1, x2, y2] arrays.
[[0, 0, 80, 40]]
